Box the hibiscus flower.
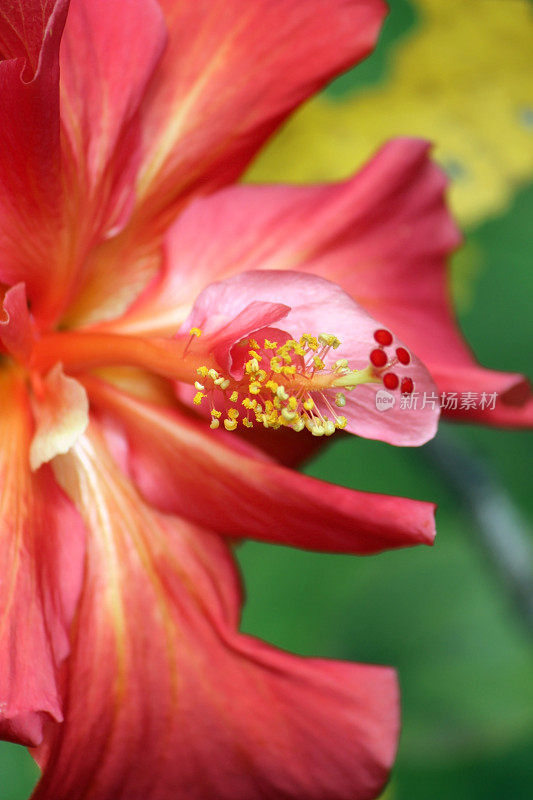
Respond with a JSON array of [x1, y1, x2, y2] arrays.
[[0, 2, 529, 799]]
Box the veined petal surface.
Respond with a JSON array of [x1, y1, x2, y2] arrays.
[[0, 0, 69, 324], [33, 424, 398, 800], [57, 0, 167, 324], [63, 0, 387, 327], [110, 138, 530, 423], [87, 379, 436, 553], [0, 370, 85, 746], [132, 0, 387, 228]]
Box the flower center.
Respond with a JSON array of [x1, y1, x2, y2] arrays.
[[192, 328, 415, 436], [29, 325, 415, 437]]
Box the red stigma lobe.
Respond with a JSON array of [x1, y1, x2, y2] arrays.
[[373, 329, 393, 346], [370, 348, 387, 368]]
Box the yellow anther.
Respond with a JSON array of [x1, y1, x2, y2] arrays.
[[267, 411, 281, 426], [310, 423, 325, 437], [193, 391, 206, 405], [210, 418, 220, 429], [203, 327, 357, 440], [333, 359, 348, 371], [194, 381, 205, 391], [197, 366, 209, 378], [324, 420, 336, 436], [190, 327, 202, 337], [300, 334, 319, 351], [318, 333, 341, 349], [211, 409, 222, 418], [245, 358, 260, 374], [282, 408, 297, 422]]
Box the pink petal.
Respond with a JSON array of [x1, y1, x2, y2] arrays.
[[131, 0, 387, 228], [0, 370, 85, 746], [0, 1, 69, 325], [110, 138, 530, 427], [185, 297, 290, 374], [87, 378, 436, 553], [182, 270, 440, 447], [33, 424, 398, 800], [101, 138, 457, 337]]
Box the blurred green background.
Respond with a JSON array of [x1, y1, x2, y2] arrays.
[[1, 1, 531, 798]]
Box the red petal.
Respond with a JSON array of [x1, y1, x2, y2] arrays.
[[0, 283, 37, 362], [33, 424, 398, 800], [131, 0, 387, 228], [434, 367, 533, 427], [56, 0, 167, 325], [101, 138, 458, 337], [109, 137, 530, 426], [448, 397, 533, 427], [0, 1, 69, 325], [63, 0, 386, 328], [0, 1, 64, 68], [87, 378, 436, 553], [0, 370, 85, 746]]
